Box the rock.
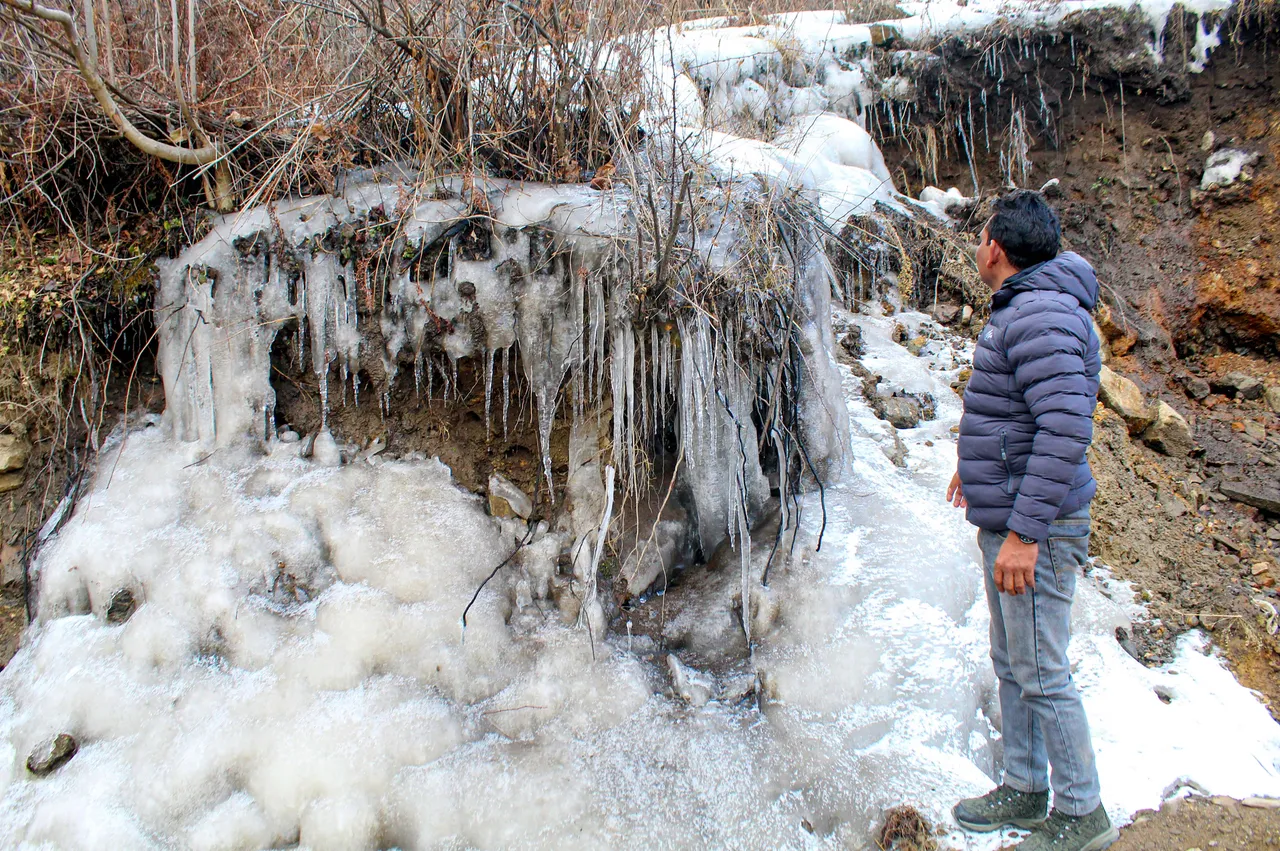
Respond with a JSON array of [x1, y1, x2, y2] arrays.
[[1157, 487, 1190, 517], [1200, 148, 1259, 190], [960, 305, 974, 325], [1180, 374, 1211, 401], [487, 473, 533, 519], [106, 588, 137, 624], [930, 303, 960, 324], [667, 654, 715, 707], [1212, 372, 1264, 400], [0, 435, 31, 472], [1242, 797, 1280, 810], [1115, 627, 1141, 662], [878, 396, 922, 430], [1200, 130, 1215, 152], [1219, 482, 1280, 515], [890, 323, 907, 344], [27, 733, 78, 775], [1243, 420, 1267, 443], [839, 325, 864, 358], [1093, 320, 1112, 364], [1142, 402, 1193, 457], [1098, 366, 1154, 434], [0, 472, 21, 493], [905, 336, 927, 356], [1267, 385, 1280, 414]]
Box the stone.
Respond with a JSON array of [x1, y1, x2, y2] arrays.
[[839, 325, 864, 358], [27, 733, 78, 776], [106, 588, 137, 624], [930, 303, 960, 324], [878, 396, 922, 430], [1212, 372, 1264, 400], [905, 336, 927, 356], [0, 472, 21, 493], [0, 434, 30, 473], [1142, 401, 1194, 457], [1267, 385, 1280, 414], [1180, 374, 1211, 401], [1098, 366, 1154, 434], [1094, 320, 1112, 364], [487, 472, 533, 519], [960, 305, 974, 325], [667, 654, 715, 707], [1242, 797, 1280, 810], [1219, 482, 1280, 515], [1243, 420, 1266, 443]]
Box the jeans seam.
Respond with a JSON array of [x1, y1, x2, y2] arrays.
[[1034, 585, 1084, 817]]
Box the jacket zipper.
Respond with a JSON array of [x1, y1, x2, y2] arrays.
[[1000, 432, 1013, 493]]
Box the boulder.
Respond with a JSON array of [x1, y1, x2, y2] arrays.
[[1219, 482, 1280, 515], [1180, 373, 1211, 401], [27, 733, 78, 776], [1141, 401, 1194, 457], [0, 473, 21, 493], [1212, 372, 1264, 400], [0, 435, 30, 473], [487, 472, 533, 519], [839, 325, 864, 358], [905, 336, 927, 356], [1098, 366, 1154, 434], [878, 396, 922, 430], [1266, 385, 1280, 414], [930, 303, 960, 324]]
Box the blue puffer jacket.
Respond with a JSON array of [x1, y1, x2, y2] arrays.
[[958, 252, 1102, 540]]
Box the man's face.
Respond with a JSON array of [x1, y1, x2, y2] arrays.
[[975, 225, 998, 289]]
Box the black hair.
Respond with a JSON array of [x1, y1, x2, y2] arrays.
[[986, 190, 1061, 270]]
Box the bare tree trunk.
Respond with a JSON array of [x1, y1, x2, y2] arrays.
[[0, 0, 220, 170]]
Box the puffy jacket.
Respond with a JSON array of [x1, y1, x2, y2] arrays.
[[958, 252, 1102, 540]]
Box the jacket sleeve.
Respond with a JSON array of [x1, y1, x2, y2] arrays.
[[1003, 304, 1094, 541]]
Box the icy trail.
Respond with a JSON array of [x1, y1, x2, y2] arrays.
[[2, 309, 1278, 850]]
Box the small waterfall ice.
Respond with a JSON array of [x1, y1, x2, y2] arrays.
[[2, 4, 1279, 849]]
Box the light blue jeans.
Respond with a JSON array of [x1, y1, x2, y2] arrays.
[[978, 505, 1101, 817]]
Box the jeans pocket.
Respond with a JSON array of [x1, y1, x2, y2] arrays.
[[1047, 531, 1089, 594]]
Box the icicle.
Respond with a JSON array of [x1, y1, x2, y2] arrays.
[[536, 387, 556, 498], [413, 345, 424, 399], [484, 348, 495, 438], [319, 370, 330, 430], [502, 345, 511, 440]]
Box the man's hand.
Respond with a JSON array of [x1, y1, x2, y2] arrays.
[[946, 472, 967, 508], [994, 535, 1038, 595]]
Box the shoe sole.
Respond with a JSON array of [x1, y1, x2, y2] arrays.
[[953, 815, 1047, 832], [1081, 827, 1121, 850]]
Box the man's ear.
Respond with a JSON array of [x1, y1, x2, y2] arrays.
[[987, 238, 1005, 267]]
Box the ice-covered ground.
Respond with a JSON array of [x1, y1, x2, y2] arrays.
[[2, 308, 1278, 850]]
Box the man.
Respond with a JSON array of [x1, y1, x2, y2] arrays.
[[945, 190, 1117, 851]]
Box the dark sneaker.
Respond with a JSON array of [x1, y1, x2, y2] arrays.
[[953, 784, 1049, 832], [1015, 806, 1119, 851]]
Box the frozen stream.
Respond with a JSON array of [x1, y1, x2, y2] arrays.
[[1, 311, 1279, 850]]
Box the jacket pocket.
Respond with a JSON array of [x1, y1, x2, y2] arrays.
[[1000, 431, 1013, 494]]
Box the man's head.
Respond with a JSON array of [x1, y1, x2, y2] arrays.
[[975, 190, 1061, 290]]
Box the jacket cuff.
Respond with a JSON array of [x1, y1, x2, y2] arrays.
[[1007, 512, 1049, 543]]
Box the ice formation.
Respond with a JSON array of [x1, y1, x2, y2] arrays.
[[2, 3, 1272, 849]]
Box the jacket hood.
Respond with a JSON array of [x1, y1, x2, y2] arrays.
[[992, 251, 1099, 312]]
